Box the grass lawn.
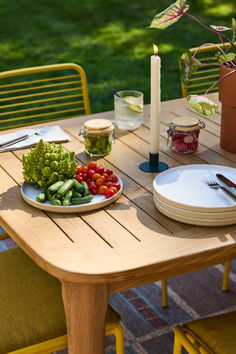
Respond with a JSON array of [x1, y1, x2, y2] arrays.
[[0, 0, 235, 113]]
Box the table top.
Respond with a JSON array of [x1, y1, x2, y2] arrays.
[[0, 93, 236, 294]]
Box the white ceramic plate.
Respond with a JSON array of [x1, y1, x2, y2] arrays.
[[153, 198, 236, 226], [21, 177, 123, 213], [153, 194, 236, 220], [153, 164, 236, 213]]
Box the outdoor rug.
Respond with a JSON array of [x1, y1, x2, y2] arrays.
[[1, 235, 236, 354]]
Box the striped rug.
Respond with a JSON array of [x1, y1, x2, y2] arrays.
[[1, 234, 236, 354]]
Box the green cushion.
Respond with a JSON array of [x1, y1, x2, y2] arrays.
[[184, 310, 236, 354], [0, 248, 120, 353]]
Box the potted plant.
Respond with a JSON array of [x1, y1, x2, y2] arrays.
[[149, 0, 236, 153]]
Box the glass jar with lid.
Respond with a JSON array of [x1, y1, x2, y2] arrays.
[[79, 119, 114, 156], [167, 117, 205, 154]]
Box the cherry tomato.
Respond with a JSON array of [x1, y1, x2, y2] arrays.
[[105, 169, 113, 176], [95, 166, 104, 175], [109, 187, 118, 194], [105, 182, 113, 188], [92, 173, 101, 181], [76, 164, 84, 173], [105, 189, 115, 199], [106, 177, 113, 183], [76, 175, 83, 182], [87, 169, 95, 178], [98, 185, 108, 195], [90, 186, 99, 195], [102, 173, 109, 181], [88, 161, 97, 170], [82, 173, 88, 180], [95, 177, 105, 187], [86, 178, 92, 184], [112, 183, 121, 191], [88, 181, 96, 189], [83, 166, 88, 173], [109, 174, 118, 182]]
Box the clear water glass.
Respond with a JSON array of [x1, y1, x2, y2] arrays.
[[114, 90, 143, 130]]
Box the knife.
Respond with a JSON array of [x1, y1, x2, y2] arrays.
[[0, 134, 29, 149], [216, 173, 236, 188]]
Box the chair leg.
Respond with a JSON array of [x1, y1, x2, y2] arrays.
[[106, 322, 124, 354], [162, 279, 168, 308], [173, 336, 182, 354], [222, 261, 231, 291]]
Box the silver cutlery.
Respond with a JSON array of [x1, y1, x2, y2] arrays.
[[216, 173, 236, 189], [0, 127, 48, 149], [204, 175, 236, 202]]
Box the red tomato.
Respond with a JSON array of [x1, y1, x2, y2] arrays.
[[87, 169, 95, 178], [88, 161, 97, 170], [102, 173, 109, 181], [82, 173, 88, 180], [90, 186, 99, 195], [83, 166, 88, 173], [98, 185, 108, 195], [106, 177, 113, 183], [112, 183, 121, 191], [105, 182, 113, 188], [88, 181, 96, 189], [109, 187, 118, 194], [105, 189, 115, 199], [95, 166, 104, 175], [86, 178, 92, 184], [105, 169, 113, 175], [110, 174, 118, 182], [92, 173, 101, 181], [76, 175, 83, 182], [76, 164, 84, 173], [95, 177, 104, 187]]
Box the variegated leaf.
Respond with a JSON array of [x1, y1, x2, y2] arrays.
[[215, 52, 235, 64], [179, 51, 201, 84], [149, 0, 189, 30], [187, 95, 218, 116], [210, 25, 231, 32]]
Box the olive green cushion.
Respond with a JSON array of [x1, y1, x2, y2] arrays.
[[0, 247, 120, 353], [184, 310, 236, 354]]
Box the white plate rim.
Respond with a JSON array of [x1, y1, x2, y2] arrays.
[[21, 176, 123, 213], [153, 198, 236, 226], [153, 164, 236, 212]]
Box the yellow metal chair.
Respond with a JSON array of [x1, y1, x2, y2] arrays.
[[0, 63, 91, 131], [0, 62, 91, 246], [179, 42, 233, 97], [173, 310, 236, 354], [0, 247, 124, 354]]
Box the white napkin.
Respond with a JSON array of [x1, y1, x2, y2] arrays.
[[0, 126, 71, 152]]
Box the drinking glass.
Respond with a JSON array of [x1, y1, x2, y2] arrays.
[[114, 90, 143, 130]]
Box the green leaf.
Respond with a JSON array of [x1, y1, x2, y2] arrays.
[[232, 18, 236, 42], [187, 95, 218, 116], [215, 52, 236, 64], [179, 51, 201, 84], [210, 25, 231, 32], [149, 0, 189, 30]]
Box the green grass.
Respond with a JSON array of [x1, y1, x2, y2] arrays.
[[0, 0, 235, 113]]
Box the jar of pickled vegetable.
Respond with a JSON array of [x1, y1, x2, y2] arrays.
[[167, 117, 205, 154], [80, 119, 114, 156]]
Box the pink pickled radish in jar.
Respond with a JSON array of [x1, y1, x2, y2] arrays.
[[167, 117, 205, 154]]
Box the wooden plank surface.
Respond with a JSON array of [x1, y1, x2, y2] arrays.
[[1, 94, 236, 286]]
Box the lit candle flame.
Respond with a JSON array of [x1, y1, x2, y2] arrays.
[[153, 44, 158, 55]]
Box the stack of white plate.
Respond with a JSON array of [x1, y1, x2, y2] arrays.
[[153, 164, 236, 226]]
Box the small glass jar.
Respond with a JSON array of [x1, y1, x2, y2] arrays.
[[167, 117, 206, 154], [79, 119, 114, 156]]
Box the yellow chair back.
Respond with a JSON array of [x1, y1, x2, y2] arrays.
[[0, 63, 91, 131], [180, 42, 234, 97]]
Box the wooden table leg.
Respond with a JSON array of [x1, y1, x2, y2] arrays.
[[61, 281, 109, 354]]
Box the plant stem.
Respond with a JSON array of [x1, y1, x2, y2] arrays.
[[184, 12, 236, 51], [204, 69, 236, 95]]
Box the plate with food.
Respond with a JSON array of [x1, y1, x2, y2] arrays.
[[21, 140, 123, 213]]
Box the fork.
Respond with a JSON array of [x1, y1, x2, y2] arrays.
[[204, 175, 236, 202]]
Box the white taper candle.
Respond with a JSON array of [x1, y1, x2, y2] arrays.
[[150, 44, 160, 154]]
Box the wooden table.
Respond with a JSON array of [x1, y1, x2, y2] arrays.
[[0, 93, 236, 354]]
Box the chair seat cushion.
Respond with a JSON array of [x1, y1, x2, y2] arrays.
[[0, 247, 119, 353], [184, 310, 236, 354]]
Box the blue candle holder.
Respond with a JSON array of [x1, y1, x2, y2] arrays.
[[139, 152, 168, 173]]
